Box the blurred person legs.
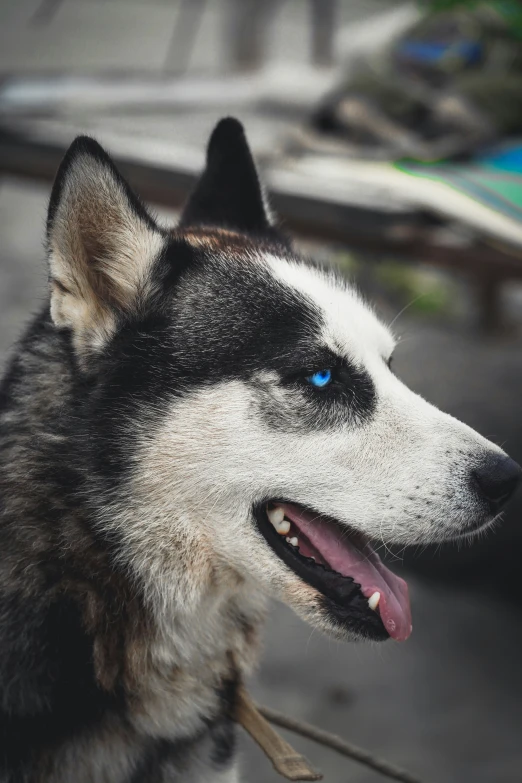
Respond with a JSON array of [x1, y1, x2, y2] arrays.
[[226, 0, 280, 71], [225, 0, 338, 71]]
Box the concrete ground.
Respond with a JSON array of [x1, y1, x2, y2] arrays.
[[2, 175, 522, 783]]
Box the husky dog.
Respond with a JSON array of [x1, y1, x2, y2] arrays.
[[0, 118, 519, 782]]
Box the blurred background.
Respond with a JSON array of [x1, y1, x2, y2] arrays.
[[1, 1, 522, 781]]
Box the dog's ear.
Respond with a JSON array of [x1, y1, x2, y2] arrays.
[[180, 117, 274, 235], [47, 137, 164, 360]]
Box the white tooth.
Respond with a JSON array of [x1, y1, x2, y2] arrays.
[[289, 537, 298, 547], [276, 519, 291, 535], [368, 591, 380, 611], [267, 506, 285, 527]]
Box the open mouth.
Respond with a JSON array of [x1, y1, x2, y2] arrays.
[[255, 502, 412, 642]]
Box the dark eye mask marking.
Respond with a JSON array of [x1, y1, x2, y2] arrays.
[[253, 349, 377, 433]]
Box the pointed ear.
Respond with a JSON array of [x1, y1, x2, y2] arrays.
[[47, 137, 164, 360], [180, 118, 275, 235]]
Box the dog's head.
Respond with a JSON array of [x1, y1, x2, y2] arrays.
[[46, 119, 521, 643]]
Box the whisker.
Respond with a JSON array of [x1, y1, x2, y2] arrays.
[[388, 293, 426, 330]]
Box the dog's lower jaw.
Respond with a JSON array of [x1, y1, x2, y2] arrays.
[[279, 582, 388, 644]]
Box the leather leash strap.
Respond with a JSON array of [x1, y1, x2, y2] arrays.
[[235, 686, 323, 781]]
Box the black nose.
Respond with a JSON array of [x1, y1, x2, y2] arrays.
[[472, 455, 522, 511]]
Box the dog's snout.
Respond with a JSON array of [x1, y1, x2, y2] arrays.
[[472, 454, 522, 511]]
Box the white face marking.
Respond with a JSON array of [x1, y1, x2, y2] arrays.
[[266, 255, 395, 372], [117, 252, 506, 641]]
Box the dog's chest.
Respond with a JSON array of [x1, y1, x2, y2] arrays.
[[129, 638, 228, 739], [126, 594, 265, 742]]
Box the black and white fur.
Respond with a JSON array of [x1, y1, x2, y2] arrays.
[[0, 118, 518, 782]]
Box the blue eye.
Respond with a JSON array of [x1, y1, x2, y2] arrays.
[[306, 369, 332, 388]]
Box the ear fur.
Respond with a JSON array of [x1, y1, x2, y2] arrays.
[[180, 117, 274, 235], [47, 137, 164, 359]]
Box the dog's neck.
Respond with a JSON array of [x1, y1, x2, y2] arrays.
[[118, 551, 266, 741]]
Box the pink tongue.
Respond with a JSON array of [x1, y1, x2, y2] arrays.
[[281, 504, 412, 641]]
